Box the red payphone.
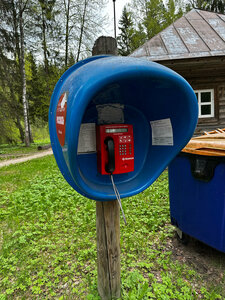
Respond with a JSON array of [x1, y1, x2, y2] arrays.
[[96, 124, 134, 175]]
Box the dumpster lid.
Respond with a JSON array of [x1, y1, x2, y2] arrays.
[[182, 128, 225, 156]]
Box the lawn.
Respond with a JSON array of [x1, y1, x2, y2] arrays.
[[0, 155, 224, 299], [0, 140, 50, 161]]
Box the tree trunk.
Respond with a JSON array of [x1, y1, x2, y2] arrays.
[[29, 125, 34, 143], [12, 0, 20, 62], [19, 0, 30, 147], [26, 101, 34, 143], [76, 0, 87, 62], [41, 7, 49, 74], [15, 115, 25, 143], [64, 0, 71, 68], [3, 58, 25, 143]]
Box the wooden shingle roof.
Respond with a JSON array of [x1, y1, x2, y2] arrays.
[[130, 9, 225, 61]]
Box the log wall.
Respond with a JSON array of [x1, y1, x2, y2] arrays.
[[161, 57, 225, 135]]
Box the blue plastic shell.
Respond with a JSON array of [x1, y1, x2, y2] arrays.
[[49, 56, 198, 201]]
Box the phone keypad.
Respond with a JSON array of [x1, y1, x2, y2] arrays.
[[119, 144, 132, 156], [119, 144, 126, 155]]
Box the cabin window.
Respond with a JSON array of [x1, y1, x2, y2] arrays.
[[194, 89, 214, 118]]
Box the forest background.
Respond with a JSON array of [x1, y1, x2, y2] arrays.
[[1, 0, 224, 146]]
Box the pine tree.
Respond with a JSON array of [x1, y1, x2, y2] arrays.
[[120, 0, 184, 55], [117, 6, 135, 56]]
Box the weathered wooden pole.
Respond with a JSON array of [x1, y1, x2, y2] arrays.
[[96, 201, 120, 299], [92, 36, 121, 300]]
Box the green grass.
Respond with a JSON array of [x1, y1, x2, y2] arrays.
[[0, 156, 224, 299], [0, 140, 50, 161]]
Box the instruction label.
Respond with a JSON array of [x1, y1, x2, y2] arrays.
[[78, 123, 96, 154], [150, 118, 173, 146]]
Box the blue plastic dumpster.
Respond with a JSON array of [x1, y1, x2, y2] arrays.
[[49, 55, 198, 201], [169, 152, 225, 252]]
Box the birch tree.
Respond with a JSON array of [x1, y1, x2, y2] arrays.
[[0, 0, 32, 145], [18, 0, 30, 146], [0, 52, 25, 143]]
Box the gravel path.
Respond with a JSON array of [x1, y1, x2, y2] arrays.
[[0, 149, 53, 168]]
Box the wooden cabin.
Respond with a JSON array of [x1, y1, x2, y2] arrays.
[[130, 9, 225, 134]]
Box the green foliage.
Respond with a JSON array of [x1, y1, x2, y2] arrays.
[[0, 156, 224, 298], [26, 53, 62, 123], [164, 0, 183, 26], [0, 49, 55, 144], [117, 6, 147, 56], [31, 119, 50, 142], [118, 0, 184, 56], [143, 0, 167, 40], [0, 52, 23, 144], [200, 287, 222, 299], [186, 0, 225, 13], [117, 6, 135, 56], [0, 0, 107, 145], [0, 117, 21, 145], [120, 268, 197, 299], [143, 0, 184, 39]]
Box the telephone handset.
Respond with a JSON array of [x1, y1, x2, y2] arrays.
[[96, 124, 134, 175], [104, 137, 115, 174]]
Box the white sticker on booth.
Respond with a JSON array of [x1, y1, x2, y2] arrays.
[[77, 123, 96, 154], [150, 118, 173, 146]]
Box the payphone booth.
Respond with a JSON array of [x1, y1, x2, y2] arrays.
[[49, 56, 198, 201]]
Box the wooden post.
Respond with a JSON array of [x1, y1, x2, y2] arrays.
[[92, 37, 120, 300], [92, 36, 117, 56], [96, 201, 120, 300]]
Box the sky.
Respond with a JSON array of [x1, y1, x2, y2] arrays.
[[104, 0, 132, 37]]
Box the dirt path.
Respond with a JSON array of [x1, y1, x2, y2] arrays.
[[0, 149, 53, 168]]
